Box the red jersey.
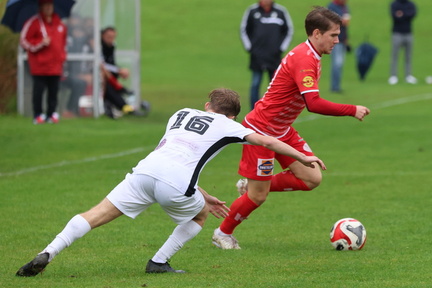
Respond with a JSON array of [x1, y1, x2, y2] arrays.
[[244, 40, 356, 138], [20, 13, 67, 76]]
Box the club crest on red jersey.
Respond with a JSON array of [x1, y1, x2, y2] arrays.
[[257, 158, 274, 176], [302, 76, 314, 88]]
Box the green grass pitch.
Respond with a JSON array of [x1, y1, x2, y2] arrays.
[[1, 0, 432, 287]]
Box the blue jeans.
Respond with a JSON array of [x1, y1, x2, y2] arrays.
[[250, 69, 274, 110], [330, 43, 346, 92]]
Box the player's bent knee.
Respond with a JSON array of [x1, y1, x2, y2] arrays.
[[247, 190, 269, 205], [304, 174, 322, 190]]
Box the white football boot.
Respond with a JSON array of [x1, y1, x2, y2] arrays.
[[236, 179, 248, 196], [212, 229, 241, 250]]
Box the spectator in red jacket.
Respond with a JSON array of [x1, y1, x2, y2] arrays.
[[20, 0, 67, 124]]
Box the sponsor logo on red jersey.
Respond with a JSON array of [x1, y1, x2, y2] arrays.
[[257, 158, 274, 176]]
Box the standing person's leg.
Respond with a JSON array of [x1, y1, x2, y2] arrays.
[[404, 34, 416, 83], [389, 33, 402, 84], [32, 75, 46, 121], [250, 70, 263, 110], [330, 43, 345, 92], [45, 75, 61, 121], [267, 69, 276, 83]]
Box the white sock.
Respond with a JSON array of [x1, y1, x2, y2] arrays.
[[152, 220, 202, 264], [41, 214, 91, 262], [215, 227, 230, 236]]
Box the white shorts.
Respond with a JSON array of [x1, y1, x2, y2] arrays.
[[106, 173, 205, 225]]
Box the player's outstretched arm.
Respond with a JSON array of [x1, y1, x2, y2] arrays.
[[197, 187, 230, 219], [244, 133, 327, 170], [303, 92, 370, 121]]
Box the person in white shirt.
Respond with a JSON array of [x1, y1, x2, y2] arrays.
[[16, 88, 326, 276]]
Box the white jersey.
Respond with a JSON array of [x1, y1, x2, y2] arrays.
[[133, 108, 255, 196]]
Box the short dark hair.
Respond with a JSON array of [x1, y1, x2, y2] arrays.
[[101, 26, 116, 36], [208, 88, 241, 118], [305, 6, 342, 36]]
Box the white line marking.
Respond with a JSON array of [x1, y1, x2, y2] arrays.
[[370, 93, 432, 109], [2, 93, 431, 177], [0, 147, 152, 177], [325, 171, 430, 177], [295, 93, 432, 123]]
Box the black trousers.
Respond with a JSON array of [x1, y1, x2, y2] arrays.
[[104, 82, 127, 110], [32, 75, 61, 118]]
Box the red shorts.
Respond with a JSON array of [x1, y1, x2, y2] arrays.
[[238, 123, 315, 181]]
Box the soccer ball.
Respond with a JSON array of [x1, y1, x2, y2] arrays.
[[330, 218, 367, 250]]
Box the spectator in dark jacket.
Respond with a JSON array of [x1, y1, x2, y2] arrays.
[[388, 0, 417, 85], [240, 0, 293, 110]]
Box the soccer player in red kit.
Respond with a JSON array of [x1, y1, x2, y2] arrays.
[[212, 6, 370, 249]]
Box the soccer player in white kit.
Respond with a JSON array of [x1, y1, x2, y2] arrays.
[[16, 88, 326, 276]]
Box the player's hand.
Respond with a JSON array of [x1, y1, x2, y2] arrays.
[[299, 156, 327, 170], [42, 37, 51, 46], [355, 105, 370, 121], [206, 195, 230, 219], [118, 68, 130, 79]]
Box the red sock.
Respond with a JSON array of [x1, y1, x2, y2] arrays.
[[270, 170, 310, 192], [220, 192, 259, 234]]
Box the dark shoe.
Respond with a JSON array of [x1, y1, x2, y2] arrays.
[[140, 100, 151, 116], [131, 110, 146, 117], [145, 259, 185, 273], [129, 101, 151, 117], [16, 253, 50, 277]]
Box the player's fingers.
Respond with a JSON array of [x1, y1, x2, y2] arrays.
[[211, 209, 223, 219], [316, 159, 326, 170], [215, 210, 228, 218], [320, 161, 327, 170]]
